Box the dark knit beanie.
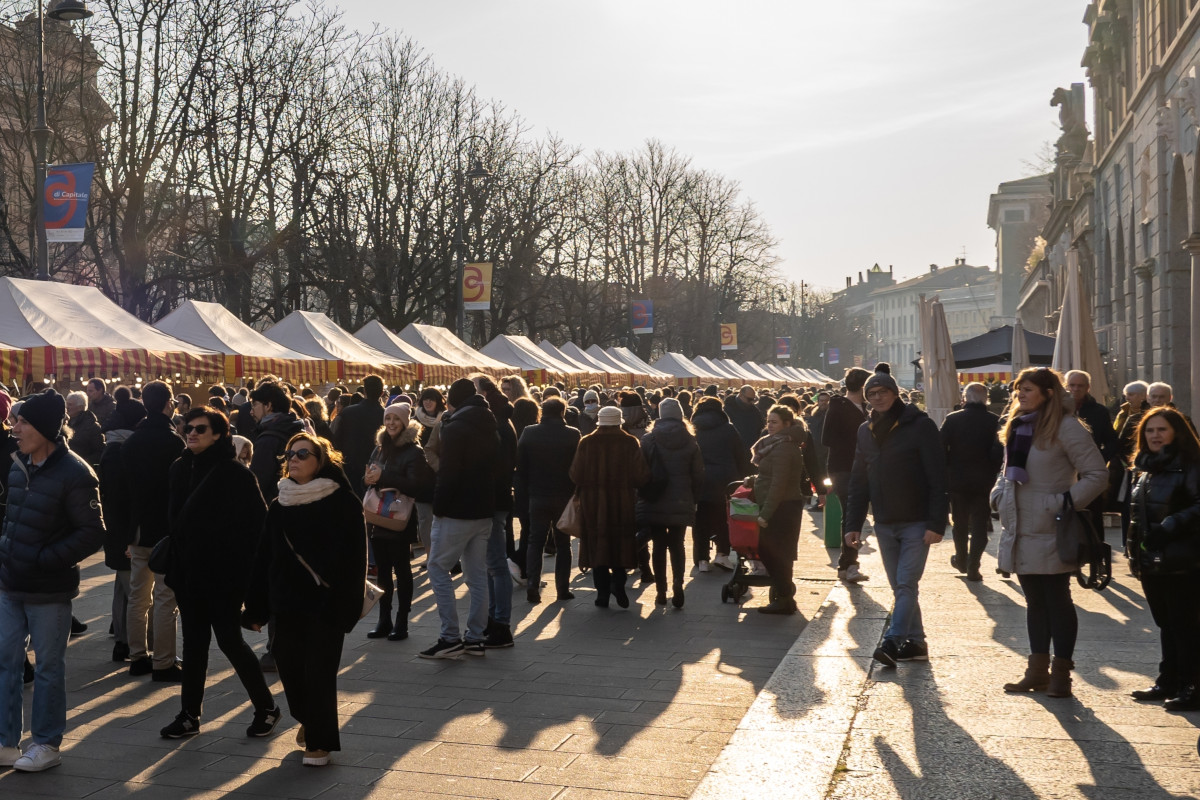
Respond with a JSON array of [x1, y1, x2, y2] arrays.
[[447, 377, 477, 409], [864, 370, 900, 396], [19, 388, 66, 443]]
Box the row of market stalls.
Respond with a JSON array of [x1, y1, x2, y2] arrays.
[[0, 276, 835, 390]]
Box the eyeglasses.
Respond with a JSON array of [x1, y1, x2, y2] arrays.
[[182, 424, 210, 435], [284, 448, 315, 461], [866, 389, 892, 400]]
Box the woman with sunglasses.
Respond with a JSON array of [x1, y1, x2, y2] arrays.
[[244, 434, 366, 767], [1127, 407, 1200, 711], [158, 407, 280, 740]]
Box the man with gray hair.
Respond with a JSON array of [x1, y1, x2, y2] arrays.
[[1147, 381, 1197, 434], [1116, 380, 1151, 546], [939, 382, 1001, 581], [1064, 370, 1116, 539], [65, 390, 104, 469]]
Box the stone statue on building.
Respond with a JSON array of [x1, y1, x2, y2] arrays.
[[1051, 84, 1089, 161]]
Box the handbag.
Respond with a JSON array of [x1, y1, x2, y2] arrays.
[[363, 487, 415, 532], [556, 494, 583, 538], [282, 530, 383, 620], [1054, 492, 1111, 591], [148, 536, 172, 574]]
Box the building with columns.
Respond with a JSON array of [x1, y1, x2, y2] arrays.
[[1083, 0, 1200, 413]]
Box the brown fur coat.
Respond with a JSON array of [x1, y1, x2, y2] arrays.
[[568, 426, 651, 569]]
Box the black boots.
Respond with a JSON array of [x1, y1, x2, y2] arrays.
[[367, 603, 392, 639]]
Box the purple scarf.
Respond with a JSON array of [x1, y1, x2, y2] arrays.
[[1004, 411, 1037, 484]]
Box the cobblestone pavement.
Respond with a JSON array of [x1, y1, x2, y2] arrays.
[[0, 509, 839, 800], [693, 520, 1200, 800]]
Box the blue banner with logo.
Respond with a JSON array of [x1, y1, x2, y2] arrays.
[[631, 299, 654, 335], [43, 162, 94, 243], [775, 337, 791, 360]]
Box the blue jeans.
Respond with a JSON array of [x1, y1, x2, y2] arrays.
[[873, 521, 930, 646], [487, 511, 513, 627], [428, 516, 490, 643], [0, 592, 71, 748]]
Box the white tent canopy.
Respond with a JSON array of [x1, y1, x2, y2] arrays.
[[561, 341, 631, 382], [355, 321, 462, 384], [154, 300, 323, 382], [608, 346, 669, 378], [0, 277, 222, 379], [481, 334, 582, 378], [691, 355, 744, 383], [264, 311, 414, 384], [538, 340, 606, 382], [586, 344, 654, 381], [651, 352, 721, 383], [716, 359, 764, 384], [396, 323, 513, 375]]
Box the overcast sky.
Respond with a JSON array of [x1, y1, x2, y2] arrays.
[[331, 0, 1088, 292]]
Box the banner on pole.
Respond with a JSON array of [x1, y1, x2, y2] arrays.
[[462, 262, 492, 311], [720, 323, 738, 351], [775, 337, 791, 359], [43, 162, 94, 243], [631, 299, 654, 334], [827, 347, 840, 365]]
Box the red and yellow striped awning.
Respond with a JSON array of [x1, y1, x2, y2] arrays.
[[0, 348, 24, 383], [958, 370, 1012, 384], [28, 346, 223, 382], [224, 355, 327, 385]]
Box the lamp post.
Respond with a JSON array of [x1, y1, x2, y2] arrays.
[[32, 0, 93, 281], [453, 134, 490, 339]]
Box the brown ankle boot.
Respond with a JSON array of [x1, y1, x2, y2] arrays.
[[1003, 653, 1051, 693], [1046, 657, 1074, 697]]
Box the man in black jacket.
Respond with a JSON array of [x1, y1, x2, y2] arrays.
[[420, 378, 499, 660], [515, 397, 580, 603], [0, 389, 105, 772], [822, 367, 871, 582], [724, 385, 765, 448], [247, 380, 305, 502], [845, 370, 947, 668], [330, 374, 385, 495], [1066, 370, 1118, 538], [120, 381, 184, 682], [940, 382, 1002, 582]]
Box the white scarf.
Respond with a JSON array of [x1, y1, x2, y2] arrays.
[[276, 476, 340, 507], [414, 407, 442, 428]]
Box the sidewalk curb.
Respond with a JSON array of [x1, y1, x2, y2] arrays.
[[690, 556, 892, 800]]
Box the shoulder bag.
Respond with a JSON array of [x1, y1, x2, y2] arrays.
[[1055, 492, 1111, 591], [282, 529, 383, 620], [556, 494, 583, 538], [363, 487, 415, 531]]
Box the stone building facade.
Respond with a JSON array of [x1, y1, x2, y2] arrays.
[[988, 175, 1053, 320], [1083, 0, 1200, 413]]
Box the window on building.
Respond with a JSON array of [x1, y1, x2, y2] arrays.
[[1003, 208, 1027, 223]]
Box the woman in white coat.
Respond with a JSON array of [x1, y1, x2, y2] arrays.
[[992, 367, 1107, 698]]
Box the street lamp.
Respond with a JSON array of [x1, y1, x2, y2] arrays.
[[454, 135, 490, 338], [33, 0, 94, 281]]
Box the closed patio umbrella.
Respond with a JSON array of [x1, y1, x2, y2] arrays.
[[920, 294, 959, 427], [1051, 249, 1110, 403], [1010, 318, 1030, 376]]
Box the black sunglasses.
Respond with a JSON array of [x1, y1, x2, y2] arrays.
[[183, 424, 210, 435], [284, 448, 315, 461]]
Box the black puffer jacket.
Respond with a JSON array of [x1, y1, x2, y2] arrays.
[[635, 419, 705, 527], [97, 436, 133, 571], [245, 462, 366, 634], [821, 395, 868, 473], [249, 411, 305, 502], [166, 437, 266, 605], [724, 397, 764, 448], [1129, 446, 1200, 577], [846, 401, 948, 533], [368, 421, 435, 542], [68, 410, 105, 467], [483, 390, 517, 513], [331, 398, 384, 495], [0, 440, 105, 601], [940, 402, 1003, 494], [515, 417, 580, 511], [692, 405, 752, 504], [0, 427, 18, 526], [433, 395, 499, 520], [120, 412, 185, 548]]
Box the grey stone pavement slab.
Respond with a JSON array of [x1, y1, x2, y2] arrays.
[[692, 518, 1200, 800], [0, 508, 840, 799]]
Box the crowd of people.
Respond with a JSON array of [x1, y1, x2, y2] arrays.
[[0, 360, 1195, 772]]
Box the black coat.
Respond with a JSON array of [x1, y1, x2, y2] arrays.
[[846, 402, 948, 533], [821, 395, 868, 473], [515, 417, 580, 512], [691, 406, 752, 504], [245, 464, 366, 634], [0, 428, 18, 527], [1076, 394, 1118, 464], [433, 395, 499, 520], [165, 438, 266, 606], [249, 411, 305, 502], [120, 412, 185, 548], [331, 398, 384, 495], [940, 403, 1003, 494], [68, 410, 105, 467], [724, 397, 765, 448], [0, 440, 105, 601], [1129, 447, 1200, 577], [97, 438, 133, 570], [636, 419, 705, 527], [368, 422, 435, 542]]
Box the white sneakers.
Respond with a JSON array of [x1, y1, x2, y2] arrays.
[[711, 553, 737, 571], [12, 743, 61, 772], [0, 745, 21, 767], [697, 561, 711, 573], [302, 749, 330, 766], [838, 564, 869, 583]]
